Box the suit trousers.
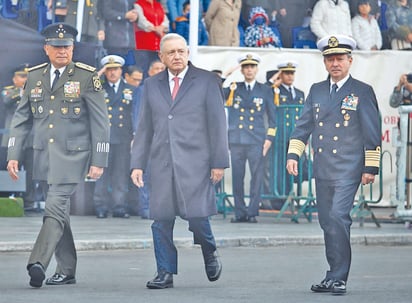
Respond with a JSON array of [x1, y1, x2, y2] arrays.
[[151, 217, 217, 274], [28, 183, 78, 277], [315, 178, 361, 282], [230, 144, 264, 218]]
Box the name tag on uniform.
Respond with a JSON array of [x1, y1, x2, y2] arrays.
[[64, 81, 81, 98], [341, 94, 358, 111]]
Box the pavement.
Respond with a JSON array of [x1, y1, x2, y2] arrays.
[[1, 206, 412, 252]]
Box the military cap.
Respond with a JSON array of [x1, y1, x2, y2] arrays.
[[317, 35, 356, 56], [100, 55, 125, 68], [14, 63, 30, 76], [238, 53, 261, 66], [277, 61, 298, 72], [41, 23, 78, 46]]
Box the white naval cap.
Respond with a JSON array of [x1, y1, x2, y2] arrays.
[[238, 53, 261, 66], [317, 35, 357, 56], [100, 55, 125, 68], [277, 61, 298, 72]]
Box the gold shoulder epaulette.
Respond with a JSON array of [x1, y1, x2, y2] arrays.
[[75, 62, 96, 72], [28, 62, 48, 72]]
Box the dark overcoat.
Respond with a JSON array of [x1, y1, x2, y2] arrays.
[[130, 63, 230, 220]]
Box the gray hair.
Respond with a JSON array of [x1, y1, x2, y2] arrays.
[[160, 33, 188, 52]]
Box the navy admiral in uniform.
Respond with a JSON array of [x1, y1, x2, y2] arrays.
[[93, 55, 134, 218], [224, 53, 277, 223], [286, 35, 381, 295], [6, 23, 110, 288]]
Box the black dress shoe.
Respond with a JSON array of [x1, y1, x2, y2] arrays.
[[45, 273, 76, 285], [96, 211, 107, 219], [311, 279, 334, 292], [331, 280, 346, 295], [112, 212, 130, 219], [230, 216, 248, 223], [146, 271, 173, 289], [204, 251, 222, 282], [28, 263, 45, 288], [248, 216, 258, 223]]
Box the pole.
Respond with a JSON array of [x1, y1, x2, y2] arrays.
[[189, 0, 199, 64]]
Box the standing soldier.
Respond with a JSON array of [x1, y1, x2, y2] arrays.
[[93, 55, 135, 219], [273, 61, 306, 207], [286, 34, 381, 295], [224, 53, 277, 223], [6, 23, 110, 288]]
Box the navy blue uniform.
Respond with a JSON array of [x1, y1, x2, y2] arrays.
[[224, 82, 276, 219], [288, 75, 381, 282], [94, 80, 134, 216]]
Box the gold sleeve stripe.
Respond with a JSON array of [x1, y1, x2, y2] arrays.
[[267, 127, 277, 137], [365, 147, 381, 168], [288, 139, 305, 157]]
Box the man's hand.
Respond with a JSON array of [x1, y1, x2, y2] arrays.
[[7, 160, 19, 181], [286, 159, 298, 176], [87, 166, 104, 180], [131, 169, 144, 187], [361, 173, 375, 185], [263, 140, 272, 157], [210, 168, 224, 184]]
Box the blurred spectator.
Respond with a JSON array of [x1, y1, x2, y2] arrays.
[[134, 0, 169, 51], [376, 1, 391, 49], [390, 72, 412, 107], [347, 0, 380, 17], [352, 0, 382, 50], [64, 0, 104, 44], [175, 0, 209, 45], [386, 0, 412, 50], [274, 0, 317, 48], [240, 0, 276, 30], [204, 0, 242, 46], [167, 0, 186, 32], [310, 0, 353, 40], [244, 6, 282, 47], [47, 0, 68, 22], [97, 0, 137, 56]]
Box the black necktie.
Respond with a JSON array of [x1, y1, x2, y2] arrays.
[[289, 87, 293, 99], [247, 84, 251, 92], [51, 69, 60, 90], [330, 83, 338, 100], [112, 83, 116, 93]]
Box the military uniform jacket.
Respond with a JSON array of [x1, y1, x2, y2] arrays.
[[103, 80, 134, 144], [7, 62, 110, 184], [1, 85, 22, 147], [287, 76, 381, 180], [277, 84, 305, 145], [130, 63, 230, 220], [65, 0, 103, 41], [224, 82, 277, 145]]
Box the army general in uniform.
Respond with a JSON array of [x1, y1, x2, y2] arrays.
[[6, 23, 110, 288], [286, 35, 381, 295]]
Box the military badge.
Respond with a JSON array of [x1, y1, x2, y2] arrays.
[[341, 94, 358, 110], [328, 36, 339, 48], [253, 97, 263, 106], [31, 106, 36, 114], [93, 76, 102, 91], [38, 105, 44, 114], [36, 81, 42, 86], [61, 106, 69, 115], [123, 89, 133, 101], [74, 107, 81, 115], [30, 87, 43, 99], [64, 81, 81, 98]]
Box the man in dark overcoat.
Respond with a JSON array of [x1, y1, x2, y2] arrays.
[[6, 23, 110, 288], [286, 34, 381, 295], [130, 33, 229, 289]]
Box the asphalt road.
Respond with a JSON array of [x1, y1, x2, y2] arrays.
[[1, 245, 412, 303]]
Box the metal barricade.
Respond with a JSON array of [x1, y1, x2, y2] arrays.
[[216, 104, 384, 226]]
